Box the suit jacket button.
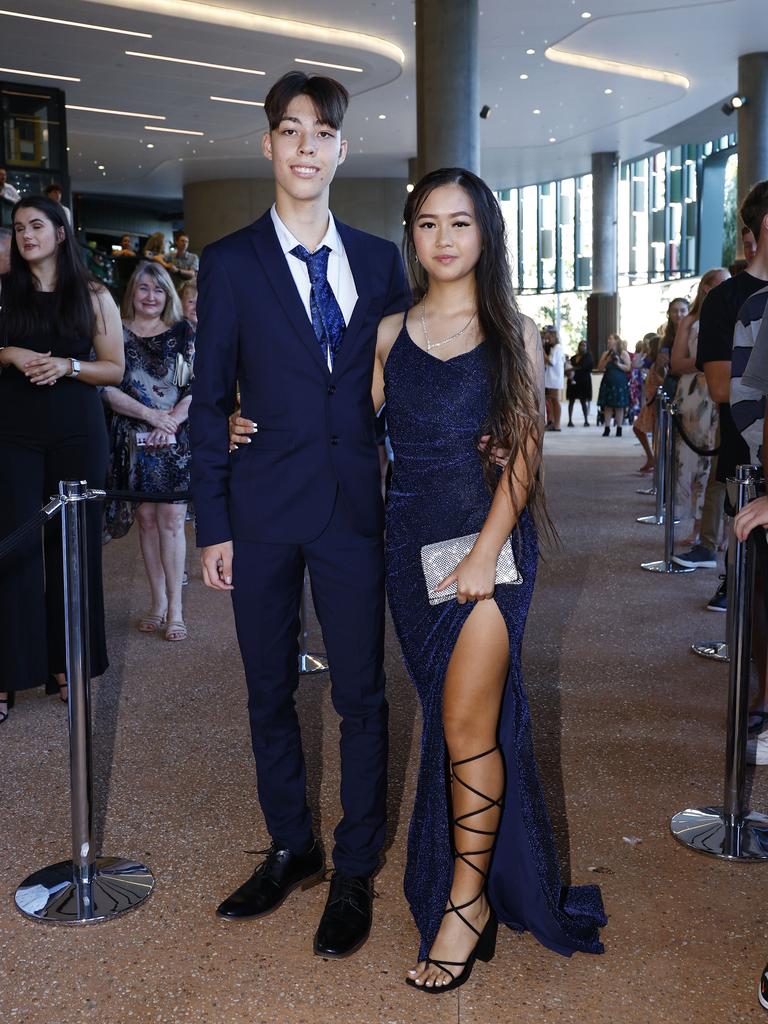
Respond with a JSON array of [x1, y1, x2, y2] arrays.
[[328, 385, 336, 395], [331, 436, 339, 446]]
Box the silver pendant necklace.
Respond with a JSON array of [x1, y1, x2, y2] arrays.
[[420, 298, 477, 351]]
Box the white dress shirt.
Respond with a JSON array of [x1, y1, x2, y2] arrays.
[[270, 204, 358, 370]]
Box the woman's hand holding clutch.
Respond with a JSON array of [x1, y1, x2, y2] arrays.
[[144, 426, 176, 448], [434, 548, 498, 605]]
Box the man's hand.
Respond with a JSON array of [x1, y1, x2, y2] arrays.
[[734, 495, 768, 541], [229, 413, 257, 452], [201, 541, 234, 590]]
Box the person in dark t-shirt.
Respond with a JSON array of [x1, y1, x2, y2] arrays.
[[697, 260, 766, 482], [696, 180, 768, 610]]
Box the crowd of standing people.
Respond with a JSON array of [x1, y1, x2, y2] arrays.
[[0, 198, 199, 726]]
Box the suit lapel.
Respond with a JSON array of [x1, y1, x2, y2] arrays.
[[333, 220, 373, 375], [248, 212, 330, 378]]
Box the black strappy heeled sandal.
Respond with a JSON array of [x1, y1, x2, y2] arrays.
[[407, 745, 502, 994]]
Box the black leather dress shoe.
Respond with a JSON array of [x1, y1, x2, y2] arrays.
[[217, 841, 324, 919], [313, 873, 373, 958]]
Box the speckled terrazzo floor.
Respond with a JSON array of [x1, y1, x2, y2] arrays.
[[2, 425, 766, 1023]]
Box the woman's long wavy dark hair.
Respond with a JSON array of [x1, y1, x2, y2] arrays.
[[403, 167, 553, 539], [1, 195, 97, 339], [661, 296, 689, 352]]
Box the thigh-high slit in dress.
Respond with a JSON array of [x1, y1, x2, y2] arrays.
[[384, 320, 606, 961]]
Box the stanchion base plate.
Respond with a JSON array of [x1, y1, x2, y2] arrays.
[[15, 857, 155, 924], [671, 808, 768, 860], [636, 514, 681, 525], [691, 641, 729, 662], [641, 559, 696, 574], [299, 653, 328, 674], [636, 486, 657, 495]]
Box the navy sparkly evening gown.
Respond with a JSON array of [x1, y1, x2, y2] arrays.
[[384, 321, 606, 961]]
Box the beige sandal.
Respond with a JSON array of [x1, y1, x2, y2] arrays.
[[165, 619, 188, 642], [138, 613, 166, 633]]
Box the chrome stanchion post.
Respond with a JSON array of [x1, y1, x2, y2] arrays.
[[15, 480, 155, 923], [641, 403, 693, 574], [670, 465, 768, 859], [638, 388, 668, 524], [298, 573, 328, 675]]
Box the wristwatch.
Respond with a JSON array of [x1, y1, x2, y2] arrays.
[[67, 357, 81, 378]]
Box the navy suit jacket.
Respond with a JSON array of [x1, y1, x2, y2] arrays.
[[190, 209, 410, 547]]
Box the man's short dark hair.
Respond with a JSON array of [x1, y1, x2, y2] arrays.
[[740, 180, 768, 242], [44, 182, 62, 195], [264, 72, 349, 131]]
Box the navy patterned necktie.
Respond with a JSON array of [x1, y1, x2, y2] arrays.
[[290, 244, 346, 369]]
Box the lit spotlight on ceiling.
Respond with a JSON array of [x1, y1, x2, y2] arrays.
[[721, 94, 747, 115]]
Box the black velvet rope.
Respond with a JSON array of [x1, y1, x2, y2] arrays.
[[104, 489, 191, 504], [670, 409, 720, 458], [0, 490, 191, 565], [0, 509, 50, 565]]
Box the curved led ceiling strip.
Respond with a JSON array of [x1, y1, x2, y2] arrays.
[[82, 0, 405, 66], [545, 45, 689, 89]]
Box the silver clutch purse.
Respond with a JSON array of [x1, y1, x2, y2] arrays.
[[420, 532, 522, 606]]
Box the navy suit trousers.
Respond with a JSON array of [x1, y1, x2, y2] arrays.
[[230, 492, 388, 877]]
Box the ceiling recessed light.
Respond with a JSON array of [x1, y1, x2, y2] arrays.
[[294, 58, 364, 73], [144, 125, 205, 136], [532, 108, 541, 114], [406, 183, 414, 193], [519, 73, 529, 80], [549, 136, 557, 143], [146, 143, 154, 149], [604, 88, 613, 95], [210, 95, 264, 107], [126, 51, 265, 75], [97, 164, 105, 170], [378, 113, 387, 119], [581, 11, 592, 18], [66, 104, 166, 120], [0, 9, 152, 37], [0, 66, 80, 82], [526, 48, 536, 55]]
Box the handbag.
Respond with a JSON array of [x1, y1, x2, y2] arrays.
[[172, 352, 192, 388], [420, 532, 522, 606]]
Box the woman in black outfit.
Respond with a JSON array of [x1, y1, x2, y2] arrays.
[[0, 196, 123, 724], [566, 340, 594, 426]]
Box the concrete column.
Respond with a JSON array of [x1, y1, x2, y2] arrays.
[[737, 53, 768, 209], [587, 152, 619, 351], [591, 151, 618, 295], [416, 0, 479, 180]]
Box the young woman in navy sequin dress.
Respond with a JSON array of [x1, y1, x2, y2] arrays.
[[372, 169, 605, 991]]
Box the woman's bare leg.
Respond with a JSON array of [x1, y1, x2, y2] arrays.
[[408, 599, 508, 988], [156, 503, 187, 627], [136, 502, 167, 619], [633, 423, 654, 469]]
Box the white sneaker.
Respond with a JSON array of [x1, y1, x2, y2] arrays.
[[746, 730, 768, 765]]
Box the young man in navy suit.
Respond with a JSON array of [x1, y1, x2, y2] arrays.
[[190, 72, 409, 958]]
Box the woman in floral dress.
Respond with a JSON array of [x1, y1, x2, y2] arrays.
[[103, 262, 194, 641]]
